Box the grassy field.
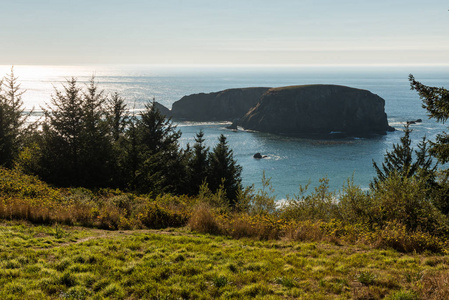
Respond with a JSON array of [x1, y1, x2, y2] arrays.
[[1, 221, 448, 300]]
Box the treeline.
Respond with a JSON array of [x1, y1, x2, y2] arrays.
[[0, 69, 242, 202]]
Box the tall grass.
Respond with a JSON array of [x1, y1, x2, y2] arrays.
[[2, 167, 449, 253]]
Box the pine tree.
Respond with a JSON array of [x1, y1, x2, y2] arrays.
[[208, 134, 242, 205], [40, 77, 84, 185], [0, 67, 28, 168], [409, 74, 449, 166], [134, 99, 184, 194], [107, 92, 129, 142], [186, 130, 210, 195], [409, 74, 449, 214], [39, 77, 113, 187], [79, 76, 113, 187], [371, 123, 436, 189], [106, 92, 130, 188]]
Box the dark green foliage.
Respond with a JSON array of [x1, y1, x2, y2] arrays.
[[370, 172, 448, 233], [186, 130, 209, 195], [39, 77, 84, 185], [409, 75, 449, 214], [409, 74, 449, 165], [208, 134, 242, 205], [0, 68, 28, 168], [138, 202, 189, 229], [106, 92, 130, 188], [107, 92, 129, 142], [79, 77, 114, 187], [132, 99, 186, 194], [371, 124, 436, 189], [38, 77, 113, 187]]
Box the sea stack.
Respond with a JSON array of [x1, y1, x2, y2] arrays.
[[171, 87, 270, 121], [238, 85, 390, 137]]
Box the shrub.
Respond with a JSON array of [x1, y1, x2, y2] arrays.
[[235, 171, 277, 215], [197, 181, 230, 210], [336, 178, 372, 224], [280, 178, 338, 221], [188, 204, 221, 235], [370, 172, 448, 234], [374, 222, 448, 253], [227, 213, 284, 240], [138, 202, 189, 229], [285, 220, 324, 242]]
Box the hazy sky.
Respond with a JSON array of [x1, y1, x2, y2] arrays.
[[1, 0, 448, 66]]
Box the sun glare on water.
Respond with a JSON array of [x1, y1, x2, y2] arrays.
[[0, 65, 101, 111]]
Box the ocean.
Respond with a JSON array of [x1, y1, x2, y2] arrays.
[[1, 65, 448, 199]]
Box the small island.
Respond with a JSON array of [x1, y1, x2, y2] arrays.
[[238, 84, 393, 137], [170, 87, 270, 121], [165, 84, 394, 137]]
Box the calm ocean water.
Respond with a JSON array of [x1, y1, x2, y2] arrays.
[[2, 65, 448, 199]]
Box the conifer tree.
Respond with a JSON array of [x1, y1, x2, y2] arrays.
[[0, 67, 28, 168], [79, 76, 113, 186], [208, 134, 242, 205], [409, 75, 449, 167], [107, 92, 129, 142], [409, 75, 449, 213], [40, 77, 84, 185], [371, 123, 436, 189], [39, 77, 113, 187], [134, 99, 184, 194], [106, 92, 130, 188], [186, 130, 210, 195]]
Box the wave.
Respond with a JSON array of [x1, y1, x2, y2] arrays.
[[176, 121, 232, 127]]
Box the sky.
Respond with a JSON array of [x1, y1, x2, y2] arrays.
[[1, 0, 448, 66]]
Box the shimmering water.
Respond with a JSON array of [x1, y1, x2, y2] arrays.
[[2, 65, 448, 199]]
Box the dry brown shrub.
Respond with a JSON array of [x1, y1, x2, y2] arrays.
[[373, 222, 446, 253], [188, 204, 221, 235], [226, 214, 282, 240], [0, 198, 53, 224], [229, 217, 258, 239], [419, 271, 449, 300], [285, 221, 324, 242]]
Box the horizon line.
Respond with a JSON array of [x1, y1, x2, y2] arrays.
[[1, 63, 449, 68]]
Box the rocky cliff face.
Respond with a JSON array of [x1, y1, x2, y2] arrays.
[[154, 102, 172, 117], [171, 87, 270, 121], [238, 85, 390, 136]]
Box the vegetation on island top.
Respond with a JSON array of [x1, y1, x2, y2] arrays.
[[1, 68, 449, 298]]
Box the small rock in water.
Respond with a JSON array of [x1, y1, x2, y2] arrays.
[[253, 153, 263, 159], [407, 119, 422, 125]]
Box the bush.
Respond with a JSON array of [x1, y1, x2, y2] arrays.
[[285, 220, 325, 242], [370, 172, 448, 234], [227, 213, 284, 240], [235, 171, 277, 215], [336, 178, 372, 224], [138, 202, 189, 229], [374, 222, 448, 253], [188, 204, 221, 235], [280, 178, 338, 221]]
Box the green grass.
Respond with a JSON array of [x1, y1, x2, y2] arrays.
[[0, 221, 448, 299]]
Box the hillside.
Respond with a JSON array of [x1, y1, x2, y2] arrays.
[[1, 221, 448, 299]]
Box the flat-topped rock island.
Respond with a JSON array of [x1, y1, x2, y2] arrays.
[[237, 85, 393, 137], [163, 84, 394, 137]]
